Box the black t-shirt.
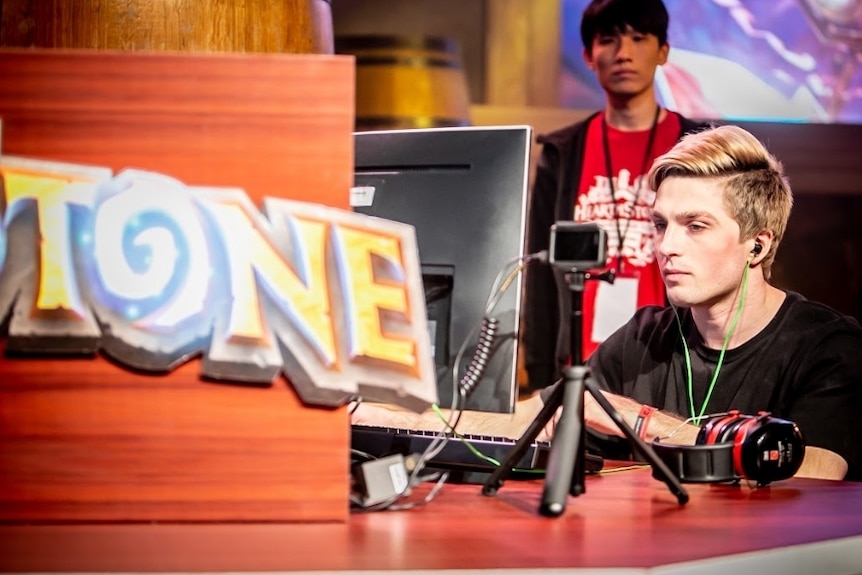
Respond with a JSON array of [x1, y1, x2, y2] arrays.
[[542, 291, 862, 480]]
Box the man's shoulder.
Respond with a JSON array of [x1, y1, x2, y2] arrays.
[[780, 291, 862, 335], [536, 112, 599, 147], [677, 113, 711, 135]]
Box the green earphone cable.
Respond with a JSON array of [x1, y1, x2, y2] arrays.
[[674, 261, 751, 425]]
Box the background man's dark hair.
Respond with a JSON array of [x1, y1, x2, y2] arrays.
[[580, 0, 670, 53]]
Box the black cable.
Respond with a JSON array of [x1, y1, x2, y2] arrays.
[[353, 250, 548, 512]]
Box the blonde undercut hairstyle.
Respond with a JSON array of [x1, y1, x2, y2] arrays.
[[648, 124, 793, 280]]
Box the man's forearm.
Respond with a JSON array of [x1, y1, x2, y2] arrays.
[[587, 391, 700, 444], [351, 395, 545, 440], [795, 446, 848, 481]]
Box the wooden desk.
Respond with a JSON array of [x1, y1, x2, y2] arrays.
[[3, 467, 862, 574]]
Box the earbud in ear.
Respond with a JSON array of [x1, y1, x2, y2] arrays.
[[752, 242, 763, 256]]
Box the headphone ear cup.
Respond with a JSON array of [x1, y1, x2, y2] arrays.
[[729, 415, 762, 479], [734, 416, 806, 486]]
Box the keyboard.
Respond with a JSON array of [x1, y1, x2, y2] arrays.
[[351, 424, 603, 480]]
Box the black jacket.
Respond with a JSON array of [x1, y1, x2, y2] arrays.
[[523, 111, 708, 391]]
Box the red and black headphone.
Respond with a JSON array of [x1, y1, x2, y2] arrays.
[[651, 411, 805, 486]]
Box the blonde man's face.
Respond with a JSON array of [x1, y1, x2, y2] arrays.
[[650, 176, 751, 310]]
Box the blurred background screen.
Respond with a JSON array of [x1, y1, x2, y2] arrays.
[[560, 0, 862, 124]]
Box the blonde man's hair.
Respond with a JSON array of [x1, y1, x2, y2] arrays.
[[648, 124, 793, 280]]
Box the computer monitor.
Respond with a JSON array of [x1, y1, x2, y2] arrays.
[[351, 126, 532, 413]]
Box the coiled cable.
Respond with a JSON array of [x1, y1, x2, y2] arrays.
[[458, 315, 500, 399]]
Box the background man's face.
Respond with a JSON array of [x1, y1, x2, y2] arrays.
[[584, 26, 669, 99]]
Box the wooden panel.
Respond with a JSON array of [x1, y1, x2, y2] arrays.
[[0, 49, 354, 206], [485, 0, 530, 106], [0, 339, 349, 522], [526, 0, 561, 107], [485, 0, 560, 106], [0, 49, 354, 522], [0, 0, 333, 54]]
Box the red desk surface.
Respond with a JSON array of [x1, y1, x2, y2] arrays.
[[3, 466, 862, 573]]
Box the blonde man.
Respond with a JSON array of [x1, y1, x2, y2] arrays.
[[353, 125, 862, 482]]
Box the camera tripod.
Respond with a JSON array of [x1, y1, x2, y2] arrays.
[[482, 269, 688, 516]]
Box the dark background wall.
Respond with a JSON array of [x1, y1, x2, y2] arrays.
[[773, 195, 862, 320], [739, 121, 862, 321]]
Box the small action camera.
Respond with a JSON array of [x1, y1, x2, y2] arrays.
[[548, 221, 607, 271]]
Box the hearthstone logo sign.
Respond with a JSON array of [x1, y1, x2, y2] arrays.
[[0, 156, 437, 411]]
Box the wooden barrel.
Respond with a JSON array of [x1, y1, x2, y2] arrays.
[[336, 35, 472, 130], [0, 0, 333, 54]]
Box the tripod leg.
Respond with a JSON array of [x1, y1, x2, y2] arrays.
[[539, 365, 586, 517], [583, 376, 689, 505], [481, 380, 564, 496]]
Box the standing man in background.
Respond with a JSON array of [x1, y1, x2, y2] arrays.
[[523, 0, 706, 392]]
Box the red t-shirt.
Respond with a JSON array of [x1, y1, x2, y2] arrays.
[[575, 111, 682, 359]]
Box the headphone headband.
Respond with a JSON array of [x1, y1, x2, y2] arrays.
[[651, 412, 805, 486]]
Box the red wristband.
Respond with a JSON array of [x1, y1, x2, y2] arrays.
[[633, 404, 657, 440]]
